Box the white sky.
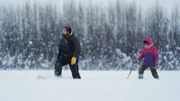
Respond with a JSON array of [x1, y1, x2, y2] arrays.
[[0, 0, 179, 5]]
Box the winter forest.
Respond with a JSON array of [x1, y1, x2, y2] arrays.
[[0, 0, 180, 70]]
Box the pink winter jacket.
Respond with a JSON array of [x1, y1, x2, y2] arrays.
[[138, 37, 159, 66]]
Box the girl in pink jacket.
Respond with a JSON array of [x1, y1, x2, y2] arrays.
[[138, 36, 159, 79]]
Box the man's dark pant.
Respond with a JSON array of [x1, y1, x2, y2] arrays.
[[54, 56, 81, 79], [138, 65, 159, 79]]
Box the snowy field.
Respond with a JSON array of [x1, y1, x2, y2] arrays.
[[1, 70, 180, 101]]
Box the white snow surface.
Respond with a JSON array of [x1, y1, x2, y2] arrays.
[[0, 70, 180, 101]]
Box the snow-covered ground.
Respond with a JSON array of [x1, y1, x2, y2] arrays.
[[0, 70, 180, 101]]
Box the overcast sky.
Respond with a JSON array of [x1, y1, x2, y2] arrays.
[[0, 0, 179, 5]]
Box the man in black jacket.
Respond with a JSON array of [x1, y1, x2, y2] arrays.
[[54, 26, 81, 79]]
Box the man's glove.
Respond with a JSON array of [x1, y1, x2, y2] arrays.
[[71, 57, 77, 65]]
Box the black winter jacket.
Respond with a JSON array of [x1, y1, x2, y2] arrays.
[[57, 32, 81, 61]]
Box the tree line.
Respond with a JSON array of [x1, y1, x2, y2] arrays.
[[0, 0, 180, 70]]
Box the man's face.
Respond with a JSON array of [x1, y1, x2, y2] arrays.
[[62, 28, 68, 36]]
